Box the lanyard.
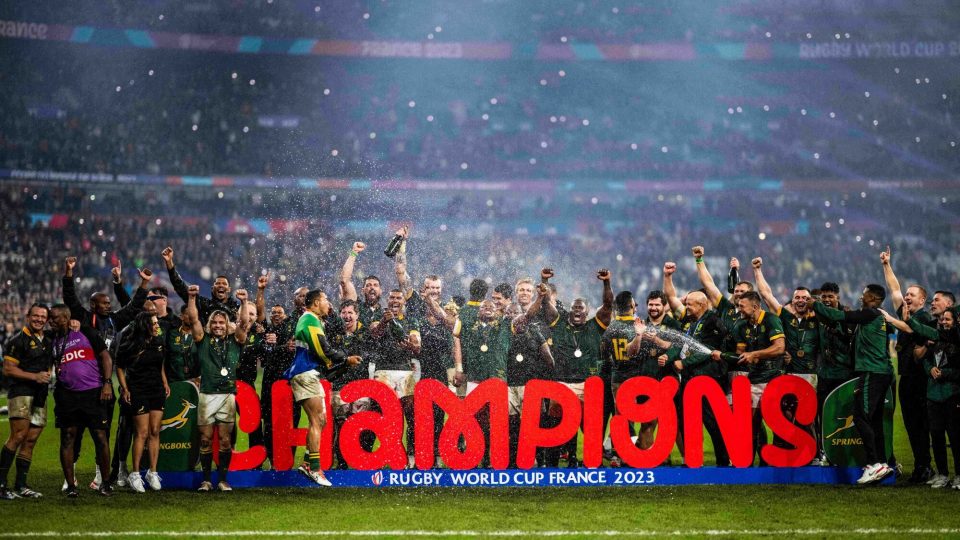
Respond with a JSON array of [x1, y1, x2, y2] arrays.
[[209, 337, 229, 373]]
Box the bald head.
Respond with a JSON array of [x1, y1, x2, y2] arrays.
[[684, 291, 710, 319]]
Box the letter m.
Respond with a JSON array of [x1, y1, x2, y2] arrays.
[[414, 378, 508, 470]]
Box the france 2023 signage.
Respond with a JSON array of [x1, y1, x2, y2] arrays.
[[160, 374, 819, 472]]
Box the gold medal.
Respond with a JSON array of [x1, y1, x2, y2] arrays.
[[574, 349, 583, 358], [480, 344, 488, 352], [221, 367, 228, 376], [796, 350, 805, 358], [516, 354, 524, 362]]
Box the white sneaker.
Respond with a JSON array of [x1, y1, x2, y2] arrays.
[[89, 466, 102, 490], [297, 463, 332, 487], [116, 467, 128, 488], [856, 463, 890, 485], [926, 474, 939, 485], [127, 471, 146, 493], [145, 471, 162, 491], [930, 474, 950, 489], [950, 476, 960, 490]]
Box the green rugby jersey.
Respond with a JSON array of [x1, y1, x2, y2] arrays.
[[197, 334, 243, 394], [731, 310, 785, 384], [602, 315, 678, 384], [678, 310, 728, 380], [776, 307, 820, 375], [460, 317, 509, 381], [812, 302, 891, 375], [816, 309, 855, 381], [164, 327, 197, 382], [550, 314, 607, 382]]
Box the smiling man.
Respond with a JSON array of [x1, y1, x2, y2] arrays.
[[162, 246, 240, 324]]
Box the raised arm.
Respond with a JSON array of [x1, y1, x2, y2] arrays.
[[256, 273, 269, 323], [751, 257, 784, 314], [161, 246, 191, 302], [425, 293, 457, 330], [596, 268, 613, 327], [879, 246, 904, 312], [879, 309, 914, 335], [692, 246, 723, 307], [113, 267, 151, 329], [233, 305, 250, 345], [393, 227, 412, 296], [813, 301, 881, 325], [514, 284, 548, 334], [339, 242, 365, 302], [111, 260, 132, 306], [662, 262, 684, 315], [185, 285, 204, 342], [61, 256, 88, 320], [540, 270, 560, 326]]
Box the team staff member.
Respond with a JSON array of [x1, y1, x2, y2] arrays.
[[730, 291, 785, 465], [0, 304, 52, 499], [48, 304, 114, 498], [261, 303, 294, 463], [813, 284, 894, 485], [63, 257, 150, 490], [184, 286, 250, 492], [283, 290, 360, 486], [880, 246, 936, 483], [116, 312, 170, 493], [884, 306, 960, 489], [674, 291, 731, 466], [62, 256, 150, 346]]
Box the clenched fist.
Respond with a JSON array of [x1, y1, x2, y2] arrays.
[[692, 246, 704, 258]]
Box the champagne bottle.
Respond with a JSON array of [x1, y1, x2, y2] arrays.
[[384, 233, 404, 258], [727, 266, 739, 294]]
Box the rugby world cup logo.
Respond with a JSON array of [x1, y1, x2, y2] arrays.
[[371, 471, 384, 486]]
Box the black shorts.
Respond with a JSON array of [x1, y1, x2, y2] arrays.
[[55, 387, 114, 430], [127, 393, 165, 415]]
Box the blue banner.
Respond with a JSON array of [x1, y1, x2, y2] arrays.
[[155, 466, 887, 489]]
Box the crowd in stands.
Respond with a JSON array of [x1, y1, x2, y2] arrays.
[[1, 41, 956, 183], [2, 182, 957, 339]]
